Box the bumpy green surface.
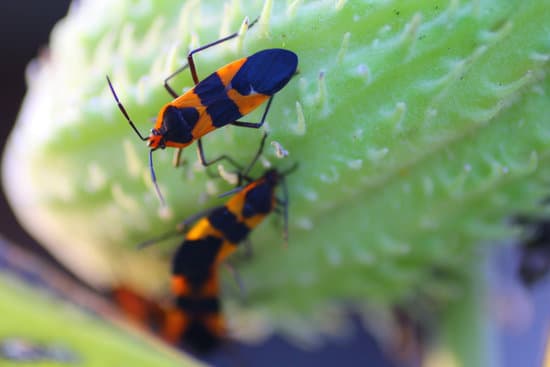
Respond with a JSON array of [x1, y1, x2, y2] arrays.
[[3, 0, 550, 349], [0, 274, 199, 366]]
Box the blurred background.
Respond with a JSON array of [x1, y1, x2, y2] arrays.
[[0, 2, 549, 367], [0, 0, 70, 266]]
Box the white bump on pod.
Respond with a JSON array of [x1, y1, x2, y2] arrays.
[[271, 141, 289, 158], [293, 101, 306, 136]]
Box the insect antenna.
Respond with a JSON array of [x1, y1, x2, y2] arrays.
[[149, 150, 166, 207], [278, 162, 299, 245], [106, 76, 166, 206], [240, 132, 268, 182], [136, 229, 180, 250], [106, 75, 148, 141]]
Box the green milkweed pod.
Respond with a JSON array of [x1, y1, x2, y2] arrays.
[[3, 0, 550, 364]]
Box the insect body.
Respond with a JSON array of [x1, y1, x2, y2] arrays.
[[107, 18, 298, 204], [111, 285, 167, 332], [138, 135, 296, 352], [161, 167, 293, 352], [164, 244, 224, 352], [151, 48, 298, 153]]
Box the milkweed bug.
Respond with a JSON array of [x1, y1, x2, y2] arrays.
[[110, 285, 167, 332], [138, 133, 297, 351], [111, 283, 222, 353], [107, 17, 298, 205]]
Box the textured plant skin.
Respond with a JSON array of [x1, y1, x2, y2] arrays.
[[3, 0, 550, 362]]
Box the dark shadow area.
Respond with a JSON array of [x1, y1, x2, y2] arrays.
[[0, 0, 72, 262]]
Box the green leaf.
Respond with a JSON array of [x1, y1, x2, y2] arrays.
[[0, 273, 200, 366]]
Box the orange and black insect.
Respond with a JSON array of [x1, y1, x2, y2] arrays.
[[110, 285, 168, 334], [107, 17, 298, 204], [139, 134, 297, 352]]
